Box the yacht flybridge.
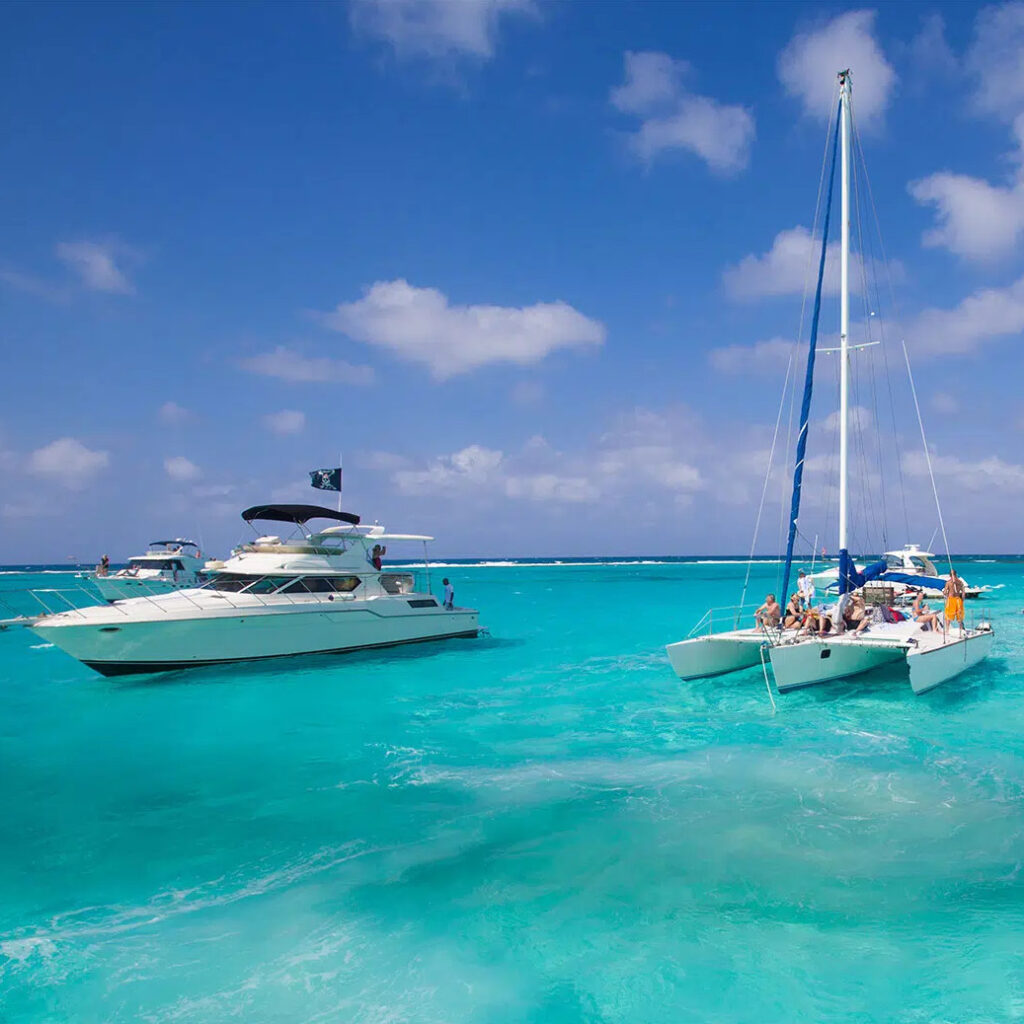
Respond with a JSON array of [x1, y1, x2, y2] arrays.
[[667, 71, 993, 697], [32, 504, 479, 676], [90, 539, 209, 602]]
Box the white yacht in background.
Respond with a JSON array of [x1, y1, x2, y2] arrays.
[[33, 504, 479, 676], [809, 544, 985, 599], [90, 539, 210, 602]]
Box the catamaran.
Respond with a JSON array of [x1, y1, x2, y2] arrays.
[[32, 504, 479, 676], [667, 70, 993, 697]]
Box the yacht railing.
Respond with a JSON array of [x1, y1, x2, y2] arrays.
[[2, 568, 435, 628]]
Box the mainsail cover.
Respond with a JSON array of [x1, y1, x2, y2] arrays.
[[779, 107, 842, 614]]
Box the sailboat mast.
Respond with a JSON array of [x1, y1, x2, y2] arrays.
[[838, 70, 851, 553]]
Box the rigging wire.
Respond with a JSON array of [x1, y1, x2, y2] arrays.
[[852, 122, 913, 545], [902, 341, 954, 571], [739, 352, 795, 621], [849, 105, 890, 553]]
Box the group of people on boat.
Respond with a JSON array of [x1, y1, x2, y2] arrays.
[[753, 568, 969, 638]]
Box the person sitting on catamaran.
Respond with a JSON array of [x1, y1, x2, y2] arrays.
[[842, 593, 871, 634], [783, 593, 804, 628], [754, 594, 781, 629], [912, 590, 940, 632]]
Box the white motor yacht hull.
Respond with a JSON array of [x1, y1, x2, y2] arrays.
[[907, 629, 994, 695], [666, 631, 767, 680], [32, 601, 479, 676], [769, 636, 908, 692]]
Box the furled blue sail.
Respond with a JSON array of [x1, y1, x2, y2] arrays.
[[877, 572, 946, 592], [779, 107, 841, 614], [839, 557, 887, 590]]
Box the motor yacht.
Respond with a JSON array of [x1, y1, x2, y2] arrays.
[[809, 544, 984, 599], [33, 504, 479, 676], [89, 539, 210, 602]]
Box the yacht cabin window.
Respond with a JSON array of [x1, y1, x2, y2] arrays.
[[203, 573, 363, 594]]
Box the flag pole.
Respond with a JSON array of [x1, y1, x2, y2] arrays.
[[338, 452, 343, 513]]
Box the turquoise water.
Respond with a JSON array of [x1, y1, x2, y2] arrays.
[[1, 557, 1023, 1022]]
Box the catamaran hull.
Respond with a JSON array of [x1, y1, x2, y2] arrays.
[[666, 634, 766, 680], [32, 604, 479, 677], [769, 639, 906, 692], [907, 629, 994, 695]]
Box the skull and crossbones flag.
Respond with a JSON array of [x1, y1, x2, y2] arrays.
[[309, 467, 342, 492]]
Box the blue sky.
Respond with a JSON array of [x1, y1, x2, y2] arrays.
[[2, 0, 1023, 561]]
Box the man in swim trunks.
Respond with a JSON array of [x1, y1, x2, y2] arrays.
[[943, 569, 966, 632]]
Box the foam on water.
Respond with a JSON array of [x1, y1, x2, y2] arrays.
[[1, 557, 1023, 1021]]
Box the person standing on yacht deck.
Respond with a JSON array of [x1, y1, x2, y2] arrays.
[[798, 570, 814, 606], [442, 578, 454, 610], [943, 569, 966, 631]]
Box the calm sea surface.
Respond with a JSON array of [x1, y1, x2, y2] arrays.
[[1, 557, 1023, 1022]]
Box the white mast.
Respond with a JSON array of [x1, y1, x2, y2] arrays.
[[838, 70, 851, 554]]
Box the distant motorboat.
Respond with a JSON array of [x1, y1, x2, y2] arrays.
[[88, 539, 210, 602], [809, 544, 986, 599], [35, 504, 479, 677]]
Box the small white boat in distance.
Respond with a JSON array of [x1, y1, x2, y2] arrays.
[[811, 544, 985, 599], [91, 539, 209, 602], [34, 504, 479, 676]]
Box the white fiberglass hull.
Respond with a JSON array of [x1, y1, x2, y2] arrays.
[[907, 628, 994, 695], [666, 630, 767, 680], [769, 636, 906, 692], [32, 599, 479, 676], [769, 625, 994, 695]]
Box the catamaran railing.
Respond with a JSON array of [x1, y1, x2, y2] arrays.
[[687, 604, 766, 638]]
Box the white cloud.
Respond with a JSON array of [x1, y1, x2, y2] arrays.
[[610, 51, 754, 174], [903, 450, 1024, 493], [0, 267, 66, 302], [909, 165, 1024, 262], [708, 337, 794, 374], [55, 241, 134, 294], [263, 410, 306, 435], [240, 345, 376, 386], [931, 392, 960, 415], [28, 437, 109, 489], [158, 401, 192, 425], [778, 10, 896, 126], [904, 273, 1024, 356], [385, 406, 771, 513], [822, 405, 872, 433], [511, 379, 544, 405], [722, 226, 864, 300], [909, 2, 1024, 264], [318, 279, 605, 380], [908, 14, 958, 83], [350, 0, 534, 60], [965, 2, 1024, 121], [164, 456, 202, 482]]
